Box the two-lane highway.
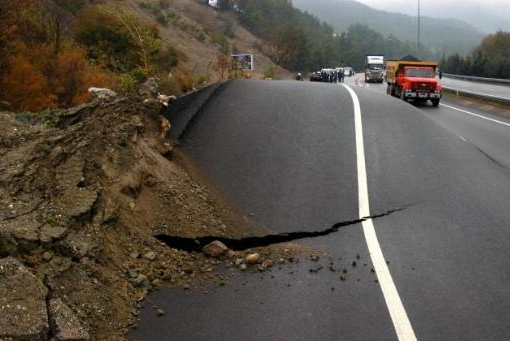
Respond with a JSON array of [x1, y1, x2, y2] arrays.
[[357, 75, 510, 170], [130, 78, 510, 341]]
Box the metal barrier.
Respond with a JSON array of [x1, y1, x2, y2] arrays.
[[442, 86, 510, 106], [443, 73, 510, 86]]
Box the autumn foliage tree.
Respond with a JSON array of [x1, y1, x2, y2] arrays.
[[75, 5, 180, 91], [0, 0, 112, 111]]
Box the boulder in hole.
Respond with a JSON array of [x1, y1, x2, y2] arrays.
[[202, 241, 228, 258]]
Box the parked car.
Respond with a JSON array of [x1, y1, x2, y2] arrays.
[[309, 72, 322, 82], [343, 67, 354, 77]]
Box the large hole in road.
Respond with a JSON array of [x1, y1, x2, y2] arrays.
[[155, 207, 407, 252]]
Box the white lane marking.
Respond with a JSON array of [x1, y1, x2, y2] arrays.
[[342, 84, 418, 341], [440, 103, 510, 128], [455, 134, 467, 142]]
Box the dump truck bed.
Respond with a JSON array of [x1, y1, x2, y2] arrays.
[[386, 60, 438, 84]]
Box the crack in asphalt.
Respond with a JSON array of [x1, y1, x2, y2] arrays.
[[472, 144, 510, 173], [155, 207, 408, 252]]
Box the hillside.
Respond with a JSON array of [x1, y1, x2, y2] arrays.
[[356, 0, 510, 33], [0, 0, 288, 112], [120, 0, 287, 79], [292, 0, 485, 56]]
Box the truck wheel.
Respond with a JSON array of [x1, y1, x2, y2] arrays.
[[399, 88, 406, 101], [432, 99, 440, 107]]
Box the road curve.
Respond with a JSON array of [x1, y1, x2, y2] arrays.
[[130, 79, 510, 341]]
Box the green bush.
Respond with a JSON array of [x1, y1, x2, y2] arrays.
[[196, 32, 206, 42], [54, 0, 87, 14], [138, 2, 150, 9], [151, 45, 179, 71], [155, 12, 169, 26], [263, 67, 277, 79], [119, 73, 139, 93], [158, 74, 182, 96], [210, 32, 230, 54]]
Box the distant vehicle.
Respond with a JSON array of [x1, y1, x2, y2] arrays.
[[343, 67, 354, 77], [309, 71, 322, 82], [321, 68, 336, 83], [385, 58, 442, 107], [295, 73, 302, 81], [364, 55, 384, 83]]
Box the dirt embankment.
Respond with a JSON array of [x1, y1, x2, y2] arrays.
[[0, 92, 289, 341]]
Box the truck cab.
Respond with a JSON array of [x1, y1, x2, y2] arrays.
[[365, 55, 385, 83], [386, 59, 443, 107]]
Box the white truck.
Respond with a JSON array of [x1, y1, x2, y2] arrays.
[[364, 55, 384, 83]]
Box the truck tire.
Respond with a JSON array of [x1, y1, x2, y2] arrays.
[[431, 98, 440, 107], [390, 85, 396, 97], [399, 88, 406, 102]]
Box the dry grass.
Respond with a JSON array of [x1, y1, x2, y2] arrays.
[[120, 0, 289, 81]]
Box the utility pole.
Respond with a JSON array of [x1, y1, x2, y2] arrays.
[[417, 0, 421, 53]]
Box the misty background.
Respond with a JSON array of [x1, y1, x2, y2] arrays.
[[352, 0, 510, 33]]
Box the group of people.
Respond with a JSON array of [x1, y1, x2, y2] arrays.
[[309, 68, 345, 83]]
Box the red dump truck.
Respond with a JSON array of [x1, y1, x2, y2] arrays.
[[385, 59, 442, 107]]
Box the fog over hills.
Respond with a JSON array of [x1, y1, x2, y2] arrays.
[[356, 0, 510, 33], [293, 0, 486, 55]]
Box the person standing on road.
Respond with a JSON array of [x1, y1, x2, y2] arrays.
[[339, 69, 344, 83]]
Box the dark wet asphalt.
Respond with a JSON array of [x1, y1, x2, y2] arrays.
[[129, 78, 510, 341]]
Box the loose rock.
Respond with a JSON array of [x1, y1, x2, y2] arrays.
[[142, 251, 157, 261], [132, 274, 150, 288], [261, 259, 274, 269], [202, 241, 228, 258], [0, 257, 49, 341], [48, 298, 90, 341], [138, 78, 159, 99], [245, 253, 261, 264], [88, 87, 117, 100]]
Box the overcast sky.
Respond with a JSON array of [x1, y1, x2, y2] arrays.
[[354, 0, 510, 32], [356, 0, 510, 15]]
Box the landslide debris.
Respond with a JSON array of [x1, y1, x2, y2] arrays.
[[0, 92, 273, 340]]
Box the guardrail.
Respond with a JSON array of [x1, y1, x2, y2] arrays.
[[443, 73, 510, 86], [442, 86, 510, 106]]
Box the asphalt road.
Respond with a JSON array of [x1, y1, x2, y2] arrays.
[[359, 75, 510, 170], [130, 78, 510, 341], [441, 76, 510, 101]]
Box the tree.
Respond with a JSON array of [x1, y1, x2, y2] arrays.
[[215, 53, 230, 80]]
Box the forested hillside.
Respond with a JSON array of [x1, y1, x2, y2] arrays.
[[0, 0, 286, 112], [216, 0, 424, 71], [292, 0, 484, 56], [441, 31, 510, 78]]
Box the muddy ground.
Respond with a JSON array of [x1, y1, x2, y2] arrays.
[[0, 95, 299, 341]]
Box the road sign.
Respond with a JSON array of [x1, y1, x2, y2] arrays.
[[231, 54, 254, 71]]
